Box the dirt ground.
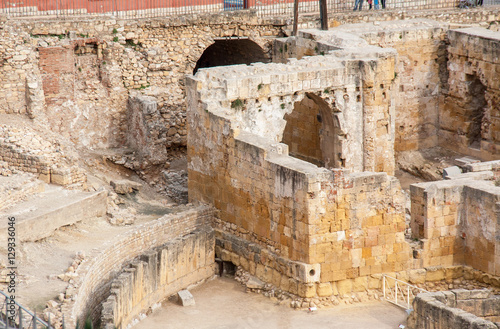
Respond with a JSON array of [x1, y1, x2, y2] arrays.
[[133, 277, 408, 329]]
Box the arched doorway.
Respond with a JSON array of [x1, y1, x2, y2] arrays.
[[281, 93, 344, 169], [193, 39, 270, 74]]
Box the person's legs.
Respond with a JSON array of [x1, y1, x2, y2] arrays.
[[354, 0, 364, 10], [381, 0, 385, 8]]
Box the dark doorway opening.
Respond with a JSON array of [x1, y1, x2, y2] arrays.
[[466, 74, 487, 149], [193, 39, 270, 74]]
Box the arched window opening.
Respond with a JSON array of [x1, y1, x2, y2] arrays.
[[281, 93, 343, 169]]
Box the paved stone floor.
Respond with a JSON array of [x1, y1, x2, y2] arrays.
[[133, 277, 408, 329]]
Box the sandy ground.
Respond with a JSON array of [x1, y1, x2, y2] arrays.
[[133, 277, 408, 329]]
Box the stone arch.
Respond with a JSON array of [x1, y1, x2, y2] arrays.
[[193, 38, 271, 74], [281, 92, 344, 169]]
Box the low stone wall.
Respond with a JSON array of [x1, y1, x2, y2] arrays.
[[0, 174, 44, 211], [408, 289, 500, 329], [410, 176, 500, 274], [101, 225, 215, 329], [63, 206, 215, 329], [0, 124, 86, 186]]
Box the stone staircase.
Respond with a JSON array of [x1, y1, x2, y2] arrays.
[[0, 174, 107, 243]]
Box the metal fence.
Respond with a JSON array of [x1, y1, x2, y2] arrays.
[[0, 291, 58, 329], [382, 275, 428, 311], [0, 0, 499, 18]]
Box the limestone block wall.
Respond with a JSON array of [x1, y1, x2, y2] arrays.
[[408, 289, 500, 329], [440, 28, 500, 160], [0, 124, 86, 186], [410, 178, 500, 275], [275, 20, 447, 155], [323, 7, 500, 27], [337, 20, 449, 152], [100, 225, 215, 329], [314, 170, 410, 283], [410, 180, 465, 267], [64, 206, 214, 329], [187, 44, 410, 297]]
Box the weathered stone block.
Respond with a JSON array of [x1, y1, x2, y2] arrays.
[[317, 282, 333, 297], [336, 279, 353, 296], [178, 290, 195, 306]]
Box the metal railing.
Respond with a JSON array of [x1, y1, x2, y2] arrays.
[[382, 275, 428, 310], [0, 0, 499, 18], [0, 291, 63, 329]]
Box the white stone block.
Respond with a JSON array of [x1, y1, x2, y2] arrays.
[[177, 289, 195, 306]]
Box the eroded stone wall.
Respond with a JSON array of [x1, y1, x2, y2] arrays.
[[410, 169, 500, 275], [440, 28, 500, 160], [65, 206, 214, 329], [0, 13, 282, 150], [409, 289, 500, 329], [187, 35, 411, 297], [100, 225, 215, 329]]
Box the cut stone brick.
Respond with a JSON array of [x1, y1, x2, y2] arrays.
[[177, 289, 195, 306]]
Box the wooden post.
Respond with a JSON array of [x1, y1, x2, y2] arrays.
[[320, 0, 328, 30], [292, 0, 299, 36]]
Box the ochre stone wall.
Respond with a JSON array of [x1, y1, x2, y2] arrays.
[[187, 41, 408, 297], [440, 28, 500, 160], [339, 21, 449, 152], [282, 95, 324, 167], [410, 173, 500, 275], [65, 206, 214, 329], [100, 225, 215, 329]]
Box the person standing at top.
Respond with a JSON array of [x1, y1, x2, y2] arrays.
[[353, 0, 364, 10], [374, 0, 380, 9], [380, 0, 386, 8]]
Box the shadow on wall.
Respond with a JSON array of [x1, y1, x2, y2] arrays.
[[193, 39, 270, 74], [282, 92, 343, 169]]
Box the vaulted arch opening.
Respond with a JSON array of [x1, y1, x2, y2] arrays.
[[193, 39, 270, 74], [281, 93, 344, 169]]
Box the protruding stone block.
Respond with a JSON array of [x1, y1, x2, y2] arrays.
[[178, 289, 195, 306]]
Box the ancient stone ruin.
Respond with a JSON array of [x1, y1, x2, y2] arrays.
[[0, 5, 500, 329]]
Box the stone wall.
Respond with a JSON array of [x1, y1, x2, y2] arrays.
[[0, 124, 86, 186], [334, 20, 449, 152], [276, 19, 449, 154], [64, 206, 215, 329], [100, 225, 215, 329], [410, 175, 500, 274], [408, 289, 500, 329], [187, 33, 411, 297], [0, 12, 282, 150], [323, 6, 500, 27], [440, 28, 500, 160], [127, 93, 170, 164]]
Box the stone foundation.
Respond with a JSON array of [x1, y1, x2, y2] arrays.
[[409, 289, 500, 329]]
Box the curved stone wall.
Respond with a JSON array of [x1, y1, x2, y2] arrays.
[[100, 225, 215, 329], [62, 206, 214, 328]]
